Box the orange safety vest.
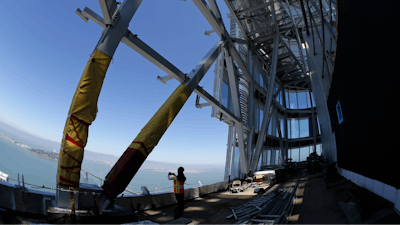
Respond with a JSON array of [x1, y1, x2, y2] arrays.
[[173, 176, 185, 194]]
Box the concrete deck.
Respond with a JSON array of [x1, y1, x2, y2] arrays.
[[138, 171, 400, 224]]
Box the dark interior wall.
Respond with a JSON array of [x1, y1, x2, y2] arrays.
[[327, 0, 400, 189]]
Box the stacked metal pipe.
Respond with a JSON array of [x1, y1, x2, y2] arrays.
[[227, 183, 298, 224]]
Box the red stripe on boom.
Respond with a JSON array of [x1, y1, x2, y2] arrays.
[[66, 134, 83, 148], [59, 175, 80, 186], [131, 141, 149, 154]]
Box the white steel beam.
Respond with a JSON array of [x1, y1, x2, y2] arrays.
[[308, 0, 337, 42], [99, 0, 117, 26], [193, 0, 253, 83], [224, 0, 250, 40], [247, 49, 255, 169], [224, 47, 248, 174], [77, 7, 188, 83], [75, 8, 89, 23], [194, 87, 246, 129], [80, 7, 106, 28], [250, 32, 280, 172], [185, 41, 223, 92], [224, 125, 234, 180], [237, 2, 272, 16], [157, 75, 174, 84], [208, 0, 222, 21], [284, 0, 307, 75], [308, 85, 317, 153], [96, 0, 142, 57], [75, 7, 247, 133], [122, 33, 188, 83]]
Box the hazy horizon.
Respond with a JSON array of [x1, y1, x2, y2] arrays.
[[0, 119, 225, 169]]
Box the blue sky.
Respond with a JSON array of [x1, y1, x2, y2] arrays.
[[0, 1, 233, 165]]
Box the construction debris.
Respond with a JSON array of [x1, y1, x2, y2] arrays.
[[227, 183, 298, 224]]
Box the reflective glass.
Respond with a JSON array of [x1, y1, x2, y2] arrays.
[[297, 91, 308, 109], [275, 150, 280, 164], [291, 148, 300, 162], [291, 119, 299, 138], [300, 147, 309, 161], [267, 150, 271, 166], [289, 92, 297, 109], [316, 144, 322, 155], [299, 118, 309, 138]]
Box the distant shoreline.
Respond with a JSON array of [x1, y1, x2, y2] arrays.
[[0, 133, 112, 165], [0, 133, 214, 173]]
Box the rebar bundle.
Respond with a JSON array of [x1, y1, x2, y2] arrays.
[[227, 183, 298, 224]]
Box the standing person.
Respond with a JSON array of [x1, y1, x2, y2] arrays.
[[168, 167, 186, 219]]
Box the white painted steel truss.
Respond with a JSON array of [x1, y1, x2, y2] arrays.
[[76, 0, 337, 180]]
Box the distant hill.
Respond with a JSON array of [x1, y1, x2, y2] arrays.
[[0, 120, 224, 171], [0, 120, 60, 152]]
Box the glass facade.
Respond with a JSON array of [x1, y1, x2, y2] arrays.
[[220, 70, 322, 168]]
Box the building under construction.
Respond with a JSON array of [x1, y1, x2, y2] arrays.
[[0, 0, 399, 224]]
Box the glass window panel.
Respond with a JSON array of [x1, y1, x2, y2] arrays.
[[299, 118, 309, 138], [300, 147, 309, 161], [257, 156, 262, 171], [289, 92, 298, 109], [267, 150, 271, 166], [309, 145, 315, 154], [260, 109, 263, 130], [297, 91, 308, 109], [275, 150, 281, 164], [291, 148, 300, 162], [291, 119, 299, 138]]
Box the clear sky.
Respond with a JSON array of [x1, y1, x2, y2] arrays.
[[0, 1, 233, 165]]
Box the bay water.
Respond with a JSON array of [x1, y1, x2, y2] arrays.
[[0, 138, 224, 195]]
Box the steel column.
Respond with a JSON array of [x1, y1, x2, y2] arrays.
[[224, 47, 248, 174], [250, 31, 280, 171]]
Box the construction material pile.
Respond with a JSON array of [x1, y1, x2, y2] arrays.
[[227, 183, 298, 224]]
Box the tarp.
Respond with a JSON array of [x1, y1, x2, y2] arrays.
[[199, 184, 217, 196], [152, 193, 177, 208], [184, 188, 199, 201], [115, 195, 153, 211], [57, 49, 111, 187], [103, 85, 191, 199]]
